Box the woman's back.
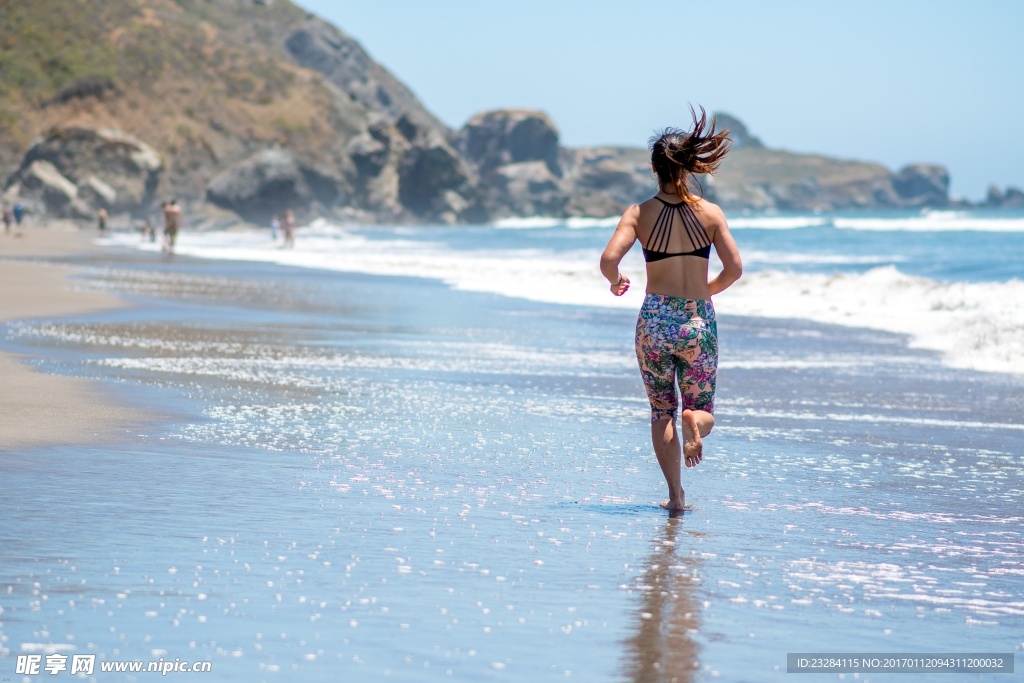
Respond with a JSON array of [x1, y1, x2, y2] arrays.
[[634, 196, 725, 300]]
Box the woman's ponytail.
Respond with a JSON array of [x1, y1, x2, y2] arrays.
[[650, 105, 732, 203]]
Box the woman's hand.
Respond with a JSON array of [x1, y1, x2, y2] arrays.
[[601, 205, 639, 295]]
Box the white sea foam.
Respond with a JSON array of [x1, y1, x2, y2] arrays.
[[729, 216, 830, 229], [494, 216, 564, 229], [742, 249, 898, 266], [494, 215, 619, 230], [834, 211, 1024, 232], [102, 221, 644, 311], [718, 267, 1024, 374], [100, 222, 1024, 375]]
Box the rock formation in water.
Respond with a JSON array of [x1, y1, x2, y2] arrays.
[[983, 184, 1024, 208]]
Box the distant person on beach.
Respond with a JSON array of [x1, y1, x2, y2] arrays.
[[13, 202, 25, 228], [2, 204, 11, 234], [160, 202, 168, 249], [97, 208, 108, 232], [282, 209, 295, 248], [271, 214, 280, 241], [163, 199, 181, 254], [600, 106, 743, 513]]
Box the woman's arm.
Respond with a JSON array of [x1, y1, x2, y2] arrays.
[[600, 205, 639, 296], [708, 210, 742, 296]]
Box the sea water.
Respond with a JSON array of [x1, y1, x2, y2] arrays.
[[103, 207, 1024, 374], [1, 208, 1022, 682]]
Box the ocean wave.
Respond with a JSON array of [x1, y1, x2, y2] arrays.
[[742, 250, 898, 266], [101, 224, 641, 310], [834, 212, 1024, 232], [493, 216, 564, 229], [729, 216, 830, 229], [565, 216, 620, 229], [493, 215, 619, 230], [99, 226, 1024, 375], [718, 266, 1024, 374]]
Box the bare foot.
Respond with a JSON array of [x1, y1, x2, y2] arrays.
[[660, 496, 686, 512], [681, 409, 703, 468]]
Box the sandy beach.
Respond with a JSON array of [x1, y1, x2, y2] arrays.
[[0, 223, 145, 451]]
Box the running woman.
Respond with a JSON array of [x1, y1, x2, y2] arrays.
[[600, 106, 743, 513]]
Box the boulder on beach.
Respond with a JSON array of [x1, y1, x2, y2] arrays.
[[206, 148, 313, 225], [15, 160, 90, 218], [5, 127, 162, 218]]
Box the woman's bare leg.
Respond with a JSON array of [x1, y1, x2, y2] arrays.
[[652, 410, 715, 510], [651, 417, 685, 511], [681, 410, 714, 468]]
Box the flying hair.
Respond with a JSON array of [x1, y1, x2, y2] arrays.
[[649, 105, 732, 203]]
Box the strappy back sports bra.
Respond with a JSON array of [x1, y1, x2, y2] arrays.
[[641, 197, 712, 262]]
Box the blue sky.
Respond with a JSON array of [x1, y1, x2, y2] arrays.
[[295, 0, 1023, 200]]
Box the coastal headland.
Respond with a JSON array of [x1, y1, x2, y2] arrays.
[[3, 0, 1023, 232]]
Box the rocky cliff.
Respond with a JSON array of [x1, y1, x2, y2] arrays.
[[0, 0, 975, 226], [443, 110, 955, 216], [0, 0, 474, 225]]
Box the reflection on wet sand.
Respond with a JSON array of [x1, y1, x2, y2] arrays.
[[622, 518, 703, 683]]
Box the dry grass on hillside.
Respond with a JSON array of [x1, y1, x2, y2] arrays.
[[717, 147, 891, 187], [0, 0, 356, 178]]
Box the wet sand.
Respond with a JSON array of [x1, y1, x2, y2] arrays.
[[0, 223, 145, 451]]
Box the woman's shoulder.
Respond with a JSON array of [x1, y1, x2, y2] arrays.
[[693, 197, 726, 223], [636, 195, 680, 214]]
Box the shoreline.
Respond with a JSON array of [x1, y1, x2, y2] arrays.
[[0, 222, 147, 452]]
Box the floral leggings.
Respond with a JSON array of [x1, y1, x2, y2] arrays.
[[635, 294, 718, 423]]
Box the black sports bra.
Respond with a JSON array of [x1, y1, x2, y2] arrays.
[[641, 197, 712, 262]]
